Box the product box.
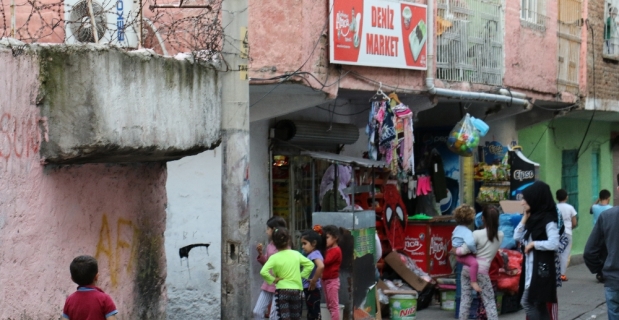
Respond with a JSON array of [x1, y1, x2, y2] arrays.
[[384, 252, 429, 292]]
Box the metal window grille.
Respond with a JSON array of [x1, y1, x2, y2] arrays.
[[436, 0, 503, 86], [521, 0, 549, 31], [561, 150, 579, 211], [603, 0, 619, 59], [557, 0, 582, 93]]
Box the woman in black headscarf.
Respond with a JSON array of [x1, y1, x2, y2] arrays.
[[514, 181, 561, 320]]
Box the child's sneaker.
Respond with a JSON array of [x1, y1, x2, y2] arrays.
[[560, 275, 568, 282]]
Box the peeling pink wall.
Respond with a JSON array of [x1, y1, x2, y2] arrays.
[[248, 0, 428, 96], [503, 0, 559, 95], [0, 51, 167, 319]]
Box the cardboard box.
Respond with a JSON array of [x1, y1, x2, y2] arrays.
[[384, 252, 429, 291]]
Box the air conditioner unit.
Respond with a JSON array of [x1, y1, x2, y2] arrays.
[[64, 0, 138, 47]]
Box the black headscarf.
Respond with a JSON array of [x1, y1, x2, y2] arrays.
[[522, 181, 558, 240]]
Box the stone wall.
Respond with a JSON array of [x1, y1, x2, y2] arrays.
[[0, 47, 167, 319]]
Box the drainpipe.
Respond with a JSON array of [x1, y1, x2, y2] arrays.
[[425, 0, 532, 108]]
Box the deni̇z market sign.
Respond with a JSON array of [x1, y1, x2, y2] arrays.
[[329, 0, 428, 70]]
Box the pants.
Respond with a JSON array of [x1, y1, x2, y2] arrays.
[[304, 288, 322, 320], [521, 288, 551, 320], [275, 289, 304, 320], [559, 234, 572, 275], [457, 254, 479, 283], [458, 269, 498, 320], [606, 287, 619, 320], [323, 278, 340, 320], [253, 290, 278, 319]]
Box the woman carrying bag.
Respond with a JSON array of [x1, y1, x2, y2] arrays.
[[514, 181, 561, 320]]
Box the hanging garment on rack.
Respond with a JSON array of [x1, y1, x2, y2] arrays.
[[366, 101, 380, 160], [430, 150, 448, 202]]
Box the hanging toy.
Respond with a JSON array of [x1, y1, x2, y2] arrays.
[[447, 113, 489, 157]]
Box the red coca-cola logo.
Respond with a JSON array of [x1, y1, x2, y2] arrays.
[[404, 234, 423, 255], [430, 236, 447, 261]]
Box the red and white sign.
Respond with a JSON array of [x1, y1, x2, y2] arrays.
[[329, 0, 428, 70]]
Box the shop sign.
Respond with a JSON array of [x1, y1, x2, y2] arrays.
[[329, 0, 428, 70]]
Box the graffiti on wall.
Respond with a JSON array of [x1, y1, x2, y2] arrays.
[[0, 113, 40, 161], [95, 214, 140, 287]]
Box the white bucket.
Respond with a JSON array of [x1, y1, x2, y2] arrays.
[[320, 303, 344, 320]]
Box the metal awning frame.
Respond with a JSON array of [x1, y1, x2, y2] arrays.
[[300, 151, 386, 214]]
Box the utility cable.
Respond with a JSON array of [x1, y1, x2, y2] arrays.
[[250, 3, 334, 108], [576, 21, 597, 161]]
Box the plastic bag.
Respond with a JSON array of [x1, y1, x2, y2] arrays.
[[496, 249, 522, 294], [447, 113, 480, 157]]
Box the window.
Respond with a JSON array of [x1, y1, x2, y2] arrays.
[[592, 148, 600, 202], [561, 150, 579, 210], [557, 0, 582, 94], [604, 0, 619, 60], [436, 0, 503, 85], [521, 0, 548, 31]]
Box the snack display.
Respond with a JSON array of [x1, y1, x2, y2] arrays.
[[474, 163, 510, 182], [476, 186, 510, 204]]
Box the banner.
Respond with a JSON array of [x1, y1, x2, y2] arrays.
[[329, 0, 428, 70]]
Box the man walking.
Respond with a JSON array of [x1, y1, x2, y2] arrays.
[[584, 174, 619, 320]]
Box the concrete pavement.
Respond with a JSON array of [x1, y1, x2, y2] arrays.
[[415, 263, 608, 319]]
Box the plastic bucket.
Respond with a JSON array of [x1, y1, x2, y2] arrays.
[[470, 116, 489, 137], [441, 290, 456, 311], [389, 293, 418, 320], [320, 304, 344, 320]]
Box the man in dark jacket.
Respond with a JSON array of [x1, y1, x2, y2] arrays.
[[584, 174, 619, 320]]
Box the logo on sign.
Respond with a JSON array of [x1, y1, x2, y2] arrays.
[[513, 169, 534, 181], [429, 236, 447, 262], [404, 236, 423, 255], [488, 144, 504, 155], [399, 306, 416, 316]]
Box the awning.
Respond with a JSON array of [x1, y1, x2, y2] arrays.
[[300, 151, 388, 168]]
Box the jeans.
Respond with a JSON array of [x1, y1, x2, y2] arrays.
[[606, 287, 619, 320], [521, 288, 551, 320]]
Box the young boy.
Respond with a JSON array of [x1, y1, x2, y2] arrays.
[[591, 189, 613, 226], [556, 189, 578, 282], [62, 255, 118, 320]]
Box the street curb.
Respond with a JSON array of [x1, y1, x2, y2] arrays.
[[570, 253, 584, 267]]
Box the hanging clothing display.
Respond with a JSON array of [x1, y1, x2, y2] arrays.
[[367, 96, 415, 178]]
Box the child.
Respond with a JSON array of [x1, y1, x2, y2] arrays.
[[62, 255, 118, 320], [556, 189, 578, 281], [254, 216, 287, 320], [261, 228, 315, 320], [322, 225, 343, 320], [301, 230, 325, 320], [590, 190, 612, 283], [451, 205, 481, 293], [591, 189, 613, 226]]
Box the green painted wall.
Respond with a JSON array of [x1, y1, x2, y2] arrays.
[[518, 118, 619, 256]]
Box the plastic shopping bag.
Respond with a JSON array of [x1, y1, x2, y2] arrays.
[[447, 113, 480, 157]]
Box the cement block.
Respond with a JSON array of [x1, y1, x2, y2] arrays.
[[31, 44, 221, 164]]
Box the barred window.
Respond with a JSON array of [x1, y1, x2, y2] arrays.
[[436, 0, 503, 86], [521, 0, 549, 31]]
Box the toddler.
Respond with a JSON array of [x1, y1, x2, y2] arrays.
[[260, 227, 314, 320], [300, 230, 325, 320], [452, 205, 481, 292], [321, 225, 343, 320], [62, 255, 118, 320], [254, 216, 287, 320]]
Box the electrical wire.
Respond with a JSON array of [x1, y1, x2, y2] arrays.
[[531, 102, 579, 111], [250, 3, 334, 108], [527, 124, 550, 158], [314, 105, 372, 116], [576, 21, 597, 161]]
